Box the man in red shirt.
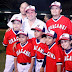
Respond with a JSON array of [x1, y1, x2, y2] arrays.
[[46, 1, 72, 44]]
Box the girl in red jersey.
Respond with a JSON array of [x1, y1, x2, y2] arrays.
[[59, 33, 72, 72]]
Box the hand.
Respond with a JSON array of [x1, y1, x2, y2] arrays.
[[15, 67, 18, 72], [28, 68, 32, 72], [40, 67, 44, 72], [13, 43, 17, 52], [6, 28, 11, 32]]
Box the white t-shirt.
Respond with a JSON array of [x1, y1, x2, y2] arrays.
[[7, 13, 27, 29], [23, 18, 47, 39]]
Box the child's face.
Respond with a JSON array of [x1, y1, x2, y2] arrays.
[[13, 21, 22, 31], [45, 35, 54, 46], [18, 34, 28, 45], [60, 40, 70, 49], [34, 30, 43, 39]]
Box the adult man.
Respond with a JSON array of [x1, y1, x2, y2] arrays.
[[23, 5, 47, 39], [46, 1, 72, 44], [7, 2, 29, 29]]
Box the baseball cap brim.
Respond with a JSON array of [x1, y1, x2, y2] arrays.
[[25, 8, 35, 12], [45, 33, 54, 37], [31, 28, 42, 31], [49, 5, 60, 8], [11, 19, 21, 23], [16, 33, 28, 36]]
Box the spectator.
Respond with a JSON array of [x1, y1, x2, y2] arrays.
[[44, 14, 51, 23]]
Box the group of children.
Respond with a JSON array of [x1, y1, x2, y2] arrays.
[[3, 16, 72, 72]]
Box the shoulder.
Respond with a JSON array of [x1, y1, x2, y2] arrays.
[[61, 16, 70, 21], [36, 19, 45, 24], [5, 29, 12, 35], [13, 13, 21, 17], [46, 18, 52, 23], [27, 41, 34, 48]]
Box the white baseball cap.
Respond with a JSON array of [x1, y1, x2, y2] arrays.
[[49, 1, 61, 8], [17, 31, 28, 36], [46, 30, 57, 38], [11, 17, 22, 23], [31, 24, 45, 32], [59, 33, 71, 40], [25, 5, 36, 12]]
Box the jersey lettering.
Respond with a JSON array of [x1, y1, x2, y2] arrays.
[[9, 37, 18, 44], [34, 45, 38, 50], [47, 51, 56, 59], [65, 55, 72, 61], [37, 47, 44, 53], [48, 24, 67, 30], [16, 49, 31, 57]]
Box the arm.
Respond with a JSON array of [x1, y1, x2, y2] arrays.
[[57, 64, 61, 72], [14, 57, 18, 72], [28, 58, 35, 72], [40, 55, 46, 72]]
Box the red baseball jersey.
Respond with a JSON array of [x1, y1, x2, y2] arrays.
[[14, 41, 35, 63], [45, 42, 62, 72], [3, 29, 19, 55], [28, 38, 47, 59], [29, 38, 41, 52], [36, 43, 47, 59], [64, 48, 72, 71], [46, 16, 72, 43]]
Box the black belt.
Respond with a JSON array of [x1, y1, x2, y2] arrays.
[[37, 60, 43, 62], [67, 70, 72, 72], [20, 63, 30, 65]]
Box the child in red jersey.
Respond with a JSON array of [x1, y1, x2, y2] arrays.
[[14, 31, 35, 72], [59, 33, 72, 72], [31, 24, 47, 72], [40, 30, 63, 72], [3, 17, 22, 72]]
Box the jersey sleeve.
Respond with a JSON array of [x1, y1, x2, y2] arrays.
[[67, 19, 72, 35], [3, 32, 9, 46], [30, 44, 35, 58], [54, 46, 62, 65]]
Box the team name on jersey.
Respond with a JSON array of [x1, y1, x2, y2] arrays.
[[47, 51, 56, 59], [34, 45, 38, 50], [48, 24, 67, 30], [65, 55, 72, 61], [9, 37, 18, 44], [37, 47, 44, 54], [16, 49, 31, 57]]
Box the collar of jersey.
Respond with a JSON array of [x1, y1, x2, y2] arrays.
[[52, 15, 62, 22], [12, 29, 19, 35], [48, 42, 56, 50], [36, 39, 40, 44], [65, 48, 72, 54], [20, 41, 28, 47]]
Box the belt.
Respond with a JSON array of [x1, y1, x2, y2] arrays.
[[20, 63, 30, 65], [37, 60, 44, 62]]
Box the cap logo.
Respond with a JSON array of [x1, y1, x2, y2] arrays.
[[15, 17, 18, 19], [62, 35, 65, 37], [37, 25, 40, 27]]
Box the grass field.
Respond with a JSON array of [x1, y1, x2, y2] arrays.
[[0, 30, 6, 72]]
